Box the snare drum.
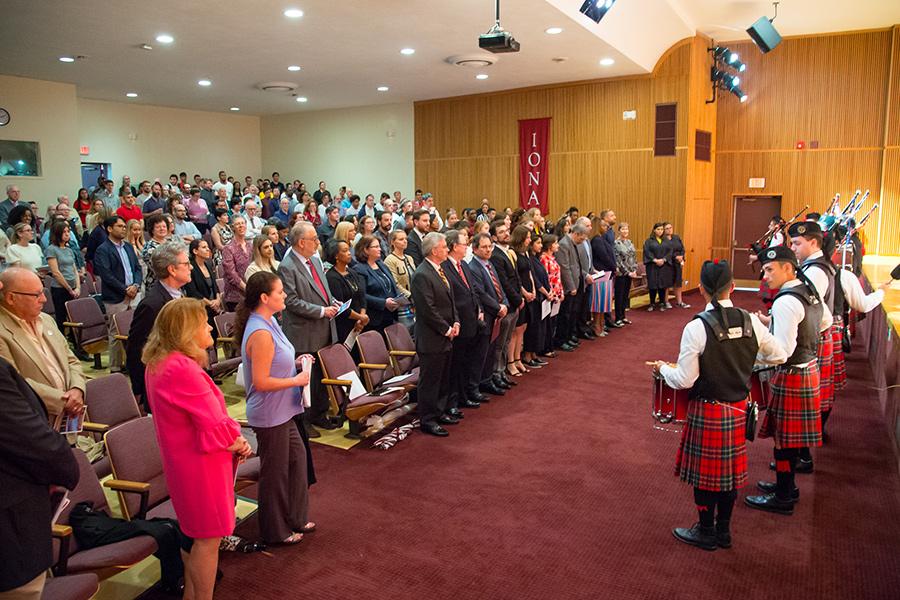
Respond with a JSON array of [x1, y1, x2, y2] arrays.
[[652, 373, 689, 424], [750, 366, 775, 411]]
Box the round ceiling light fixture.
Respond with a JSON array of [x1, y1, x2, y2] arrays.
[[296, 96, 308, 103], [59, 56, 75, 63], [197, 79, 212, 86], [377, 86, 389, 92], [599, 57, 615, 66], [400, 48, 415, 55], [155, 34, 174, 44], [476, 73, 489, 80], [125, 92, 138, 98], [230, 107, 240, 111], [545, 27, 563, 35], [283, 8, 304, 18], [287, 65, 301, 72]]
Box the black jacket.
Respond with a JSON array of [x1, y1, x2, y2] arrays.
[[442, 259, 483, 339], [126, 283, 176, 398], [182, 258, 219, 302], [591, 235, 617, 272], [410, 260, 458, 354], [0, 357, 79, 591], [406, 230, 425, 267]]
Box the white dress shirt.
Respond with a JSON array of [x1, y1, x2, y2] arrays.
[[800, 251, 834, 331], [660, 300, 786, 390], [839, 269, 884, 313], [768, 280, 829, 362]]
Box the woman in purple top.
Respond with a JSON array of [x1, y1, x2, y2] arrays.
[[235, 271, 315, 544], [221, 215, 251, 311]]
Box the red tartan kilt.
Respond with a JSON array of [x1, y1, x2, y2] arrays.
[[759, 365, 822, 448], [831, 317, 846, 391], [674, 398, 748, 492], [817, 330, 835, 411]]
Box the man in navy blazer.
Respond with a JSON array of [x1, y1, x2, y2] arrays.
[[92, 215, 143, 371], [442, 229, 486, 413], [468, 231, 511, 396]]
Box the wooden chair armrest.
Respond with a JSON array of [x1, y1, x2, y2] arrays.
[[389, 350, 417, 356], [114, 334, 129, 341], [52, 524, 72, 576], [104, 479, 150, 520], [235, 418, 250, 428], [358, 362, 389, 370], [52, 524, 73, 538], [217, 336, 235, 345], [322, 378, 353, 386], [82, 421, 110, 434], [62, 321, 83, 328]]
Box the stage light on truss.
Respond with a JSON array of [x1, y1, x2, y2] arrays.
[[579, 0, 616, 24]]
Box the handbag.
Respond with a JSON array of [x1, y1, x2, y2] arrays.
[[745, 400, 759, 441]]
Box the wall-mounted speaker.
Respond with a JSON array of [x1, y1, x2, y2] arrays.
[[747, 16, 782, 54]]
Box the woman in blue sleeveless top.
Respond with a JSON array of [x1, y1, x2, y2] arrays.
[[235, 271, 315, 544]]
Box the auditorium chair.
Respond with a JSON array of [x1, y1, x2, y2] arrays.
[[52, 448, 158, 580], [215, 263, 225, 279], [63, 298, 109, 369], [41, 573, 99, 600], [356, 331, 418, 391], [84, 373, 143, 478], [214, 311, 238, 357], [384, 323, 419, 376], [206, 345, 242, 383], [630, 262, 648, 298], [41, 281, 55, 318], [317, 342, 410, 438], [216, 277, 225, 295], [111, 309, 133, 348]]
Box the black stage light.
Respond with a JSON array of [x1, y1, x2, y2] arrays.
[[579, 0, 616, 24]]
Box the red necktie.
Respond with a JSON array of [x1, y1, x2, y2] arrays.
[[306, 259, 328, 301], [456, 261, 469, 288], [485, 262, 503, 300]]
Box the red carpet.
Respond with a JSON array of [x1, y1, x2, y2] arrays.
[[178, 292, 900, 599]]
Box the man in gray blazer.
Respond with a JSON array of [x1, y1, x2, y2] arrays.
[[555, 222, 589, 349], [279, 222, 339, 432]]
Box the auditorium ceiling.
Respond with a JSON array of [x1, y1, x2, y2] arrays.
[[0, 0, 898, 115]]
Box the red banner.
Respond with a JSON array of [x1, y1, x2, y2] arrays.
[[518, 117, 551, 214]]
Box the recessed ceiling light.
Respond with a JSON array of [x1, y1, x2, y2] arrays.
[[283, 8, 304, 18], [125, 92, 138, 98], [197, 79, 212, 86], [400, 48, 415, 55], [287, 65, 302, 72], [140, 44, 153, 51], [475, 73, 489, 80], [155, 34, 174, 44], [296, 96, 308, 103], [545, 27, 563, 35], [377, 86, 389, 92], [230, 107, 240, 111], [59, 56, 75, 63], [599, 57, 615, 66]]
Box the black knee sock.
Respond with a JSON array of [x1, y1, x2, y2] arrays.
[[693, 487, 716, 528], [649, 289, 657, 304], [798, 447, 812, 462], [773, 448, 797, 501], [821, 409, 831, 432], [716, 490, 737, 524]]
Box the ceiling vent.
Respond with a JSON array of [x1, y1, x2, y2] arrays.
[[445, 54, 498, 68], [256, 81, 299, 92]]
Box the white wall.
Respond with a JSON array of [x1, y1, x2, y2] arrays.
[[0, 75, 82, 207], [260, 103, 414, 198], [77, 98, 261, 186]]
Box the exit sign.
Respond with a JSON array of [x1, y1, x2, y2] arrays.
[[79, 145, 90, 156]]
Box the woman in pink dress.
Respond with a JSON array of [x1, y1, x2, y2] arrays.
[[143, 298, 252, 600]]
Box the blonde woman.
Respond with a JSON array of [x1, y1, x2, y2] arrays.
[[143, 298, 251, 600], [86, 199, 108, 232], [244, 234, 280, 280], [127, 218, 145, 254], [333, 221, 356, 246], [384, 229, 416, 333]]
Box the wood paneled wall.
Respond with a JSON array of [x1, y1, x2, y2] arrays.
[[876, 27, 900, 255], [714, 28, 899, 256]]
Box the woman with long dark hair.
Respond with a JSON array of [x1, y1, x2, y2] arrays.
[[73, 187, 92, 229], [539, 233, 563, 358], [182, 239, 223, 334], [643, 222, 674, 311], [523, 234, 551, 367], [44, 221, 81, 332], [234, 272, 315, 545], [507, 225, 536, 376]]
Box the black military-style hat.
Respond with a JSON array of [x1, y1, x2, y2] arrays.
[[700, 259, 732, 296], [758, 245, 798, 267], [787, 221, 822, 237]]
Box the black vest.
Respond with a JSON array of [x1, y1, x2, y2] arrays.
[[689, 307, 759, 403], [801, 255, 836, 314], [832, 267, 846, 317], [773, 282, 823, 365]]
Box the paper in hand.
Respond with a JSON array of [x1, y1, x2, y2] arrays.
[[299, 355, 312, 408]]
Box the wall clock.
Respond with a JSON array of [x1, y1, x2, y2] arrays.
[[0, 108, 10, 127]]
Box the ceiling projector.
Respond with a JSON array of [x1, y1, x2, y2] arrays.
[[479, 29, 520, 53]]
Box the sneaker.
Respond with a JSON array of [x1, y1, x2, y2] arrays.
[[664, 302, 673, 309], [658, 303, 667, 312], [647, 305, 655, 312]]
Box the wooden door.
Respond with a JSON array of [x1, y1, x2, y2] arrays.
[[731, 196, 782, 282]]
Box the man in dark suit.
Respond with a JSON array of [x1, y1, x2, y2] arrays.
[[469, 232, 510, 396], [0, 350, 79, 598], [410, 232, 459, 437], [489, 220, 523, 382], [93, 215, 143, 372], [405, 209, 431, 267], [126, 241, 194, 409], [278, 222, 339, 435], [442, 229, 486, 413]]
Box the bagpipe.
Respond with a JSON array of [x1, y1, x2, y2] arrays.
[[818, 189, 878, 272], [748, 204, 808, 257]]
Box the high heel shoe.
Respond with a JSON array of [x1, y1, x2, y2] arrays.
[[506, 361, 522, 377], [515, 360, 530, 373]]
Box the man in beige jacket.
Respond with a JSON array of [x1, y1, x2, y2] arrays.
[[0, 267, 85, 419]]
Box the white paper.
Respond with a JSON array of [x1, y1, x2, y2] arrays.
[[300, 355, 312, 408], [382, 373, 415, 386], [590, 270, 606, 282], [234, 362, 245, 389], [337, 370, 368, 400], [344, 330, 359, 351], [550, 301, 561, 317], [541, 299, 551, 320]]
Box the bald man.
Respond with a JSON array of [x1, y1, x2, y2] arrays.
[[0, 268, 86, 419]]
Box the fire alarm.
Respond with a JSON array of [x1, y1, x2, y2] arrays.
[[795, 141, 805, 150]]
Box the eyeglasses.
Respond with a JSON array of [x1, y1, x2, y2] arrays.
[[9, 290, 45, 298], [176, 261, 191, 266]]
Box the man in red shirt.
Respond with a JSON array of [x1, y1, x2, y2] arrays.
[[116, 190, 143, 224]]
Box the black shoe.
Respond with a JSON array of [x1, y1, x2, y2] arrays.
[[304, 422, 322, 438], [311, 417, 340, 430], [558, 343, 575, 352], [499, 374, 517, 387], [438, 414, 460, 425], [492, 377, 511, 390], [523, 359, 543, 368], [480, 383, 506, 396], [446, 408, 464, 419], [672, 523, 717, 551], [532, 358, 549, 366], [568, 337, 581, 346], [756, 481, 800, 502], [421, 422, 449, 437], [744, 493, 794, 515], [715, 521, 732, 549], [768, 458, 814, 474], [468, 391, 487, 403], [459, 398, 481, 409], [72, 347, 92, 361]]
